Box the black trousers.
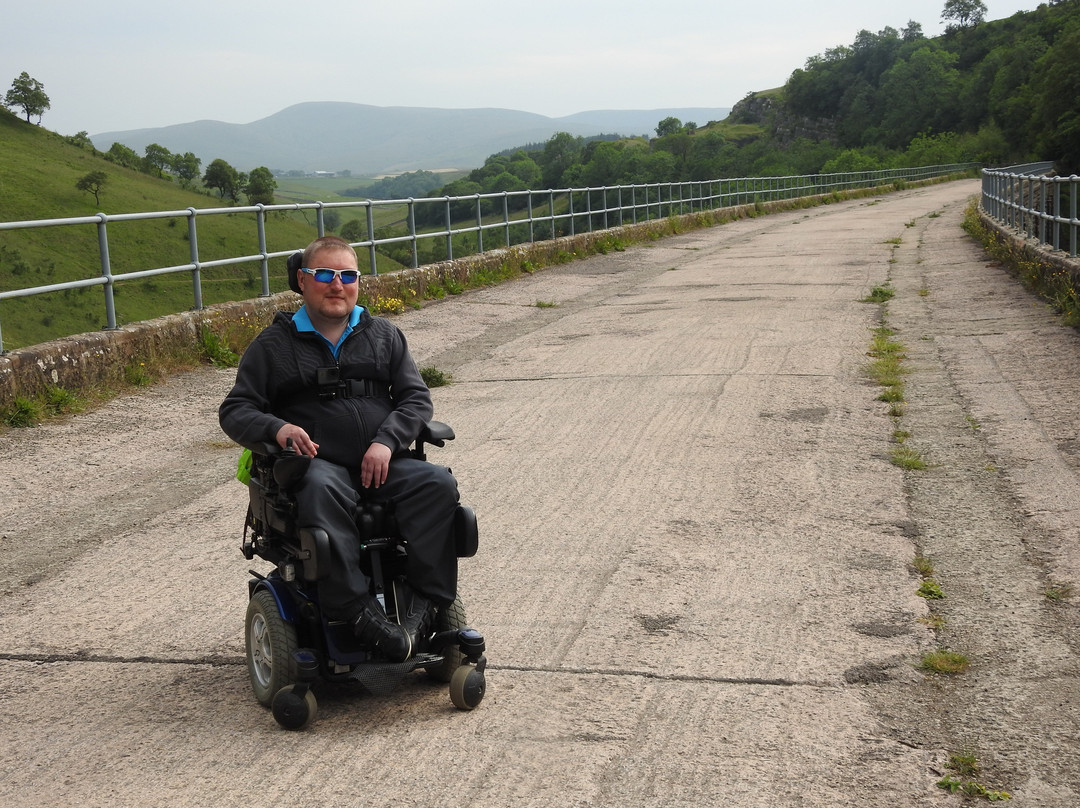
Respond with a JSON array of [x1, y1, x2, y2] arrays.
[[292, 457, 459, 620]]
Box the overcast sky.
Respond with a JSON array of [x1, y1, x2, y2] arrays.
[[4, 0, 1031, 137]]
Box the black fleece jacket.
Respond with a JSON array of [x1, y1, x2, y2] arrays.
[[218, 309, 432, 468]]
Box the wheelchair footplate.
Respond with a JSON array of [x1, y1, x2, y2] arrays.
[[341, 653, 443, 696]]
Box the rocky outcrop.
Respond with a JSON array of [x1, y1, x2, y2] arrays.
[[728, 93, 838, 147]]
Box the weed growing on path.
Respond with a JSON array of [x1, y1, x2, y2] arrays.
[[891, 444, 928, 470], [863, 285, 896, 303], [420, 367, 452, 388], [921, 649, 970, 675], [917, 579, 945, 599], [1044, 582, 1074, 602], [937, 753, 1011, 801], [912, 554, 935, 577]]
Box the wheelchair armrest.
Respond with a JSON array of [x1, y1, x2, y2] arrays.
[[412, 421, 456, 461], [247, 440, 282, 457], [420, 420, 456, 447]]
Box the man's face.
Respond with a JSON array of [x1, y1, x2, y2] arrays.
[[298, 247, 359, 321]]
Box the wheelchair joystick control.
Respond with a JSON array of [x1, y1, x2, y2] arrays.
[[271, 650, 320, 731]]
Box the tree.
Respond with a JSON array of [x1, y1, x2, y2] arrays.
[[244, 166, 277, 205], [4, 72, 50, 123], [66, 131, 94, 150], [1028, 24, 1080, 172], [143, 143, 174, 177], [203, 158, 241, 201], [878, 45, 962, 148], [655, 116, 683, 137], [539, 132, 584, 188], [171, 152, 202, 186], [105, 142, 143, 170], [340, 218, 365, 242], [942, 0, 987, 30], [901, 20, 924, 41], [505, 153, 543, 188], [75, 171, 108, 206]]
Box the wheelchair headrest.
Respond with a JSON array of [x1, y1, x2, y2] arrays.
[[286, 251, 303, 295]]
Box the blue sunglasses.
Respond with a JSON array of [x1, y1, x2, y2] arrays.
[[301, 267, 360, 284]]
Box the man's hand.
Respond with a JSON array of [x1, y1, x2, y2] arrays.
[[360, 441, 393, 488], [276, 423, 319, 458]]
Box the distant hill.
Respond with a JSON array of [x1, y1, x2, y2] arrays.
[[90, 103, 731, 175]]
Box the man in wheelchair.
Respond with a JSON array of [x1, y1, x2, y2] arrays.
[[219, 235, 459, 665]]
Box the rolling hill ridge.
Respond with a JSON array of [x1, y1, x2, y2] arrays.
[[90, 103, 731, 175]]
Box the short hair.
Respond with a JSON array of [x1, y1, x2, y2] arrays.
[[302, 235, 357, 268]]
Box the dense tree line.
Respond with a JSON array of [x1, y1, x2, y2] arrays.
[[344, 170, 444, 200], [414, 0, 1077, 207], [782, 0, 1079, 171]]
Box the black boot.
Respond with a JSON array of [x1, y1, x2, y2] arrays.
[[351, 597, 411, 662], [398, 584, 436, 650]]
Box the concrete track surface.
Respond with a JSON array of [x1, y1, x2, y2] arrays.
[[2, 180, 1078, 807]]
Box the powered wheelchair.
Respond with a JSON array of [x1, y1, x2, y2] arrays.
[[239, 421, 487, 730]]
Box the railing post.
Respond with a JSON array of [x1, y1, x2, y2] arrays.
[[503, 192, 510, 247], [1052, 180, 1061, 253], [475, 194, 483, 254], [444, 196, 453, 261], [365, 202, 377, 274], [1039, 177, 1048, 246], [185, 208, 203, 312], [316, 202, 325, 237], [408, 199, 419, 268], [527, 192, 535, 243], [187, 209, 203, 311], [1071, 176, 1079, 258], [96, 213, 118, 329], [256, 205, 270, 297]]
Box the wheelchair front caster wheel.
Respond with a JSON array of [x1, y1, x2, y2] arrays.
[[272, 685, 318, 730], [449, 665, 485, 710]]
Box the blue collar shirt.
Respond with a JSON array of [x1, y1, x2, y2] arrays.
[[292, 305, 365, 359]]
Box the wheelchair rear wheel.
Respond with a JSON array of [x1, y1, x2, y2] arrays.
[[245, 589, 299, 707]]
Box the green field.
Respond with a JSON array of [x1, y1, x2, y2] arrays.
[[273, 176, 376, 203]]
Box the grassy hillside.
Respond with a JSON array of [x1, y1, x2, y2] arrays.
[[0, 109, 349, 349]]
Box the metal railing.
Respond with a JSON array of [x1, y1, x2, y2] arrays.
[[0, 163, 977, 353], [981, 163, 1079, 258]]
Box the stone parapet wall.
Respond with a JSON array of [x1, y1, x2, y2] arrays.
[[0, 222, 677, 411], [977, 207, 1080, 287]]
